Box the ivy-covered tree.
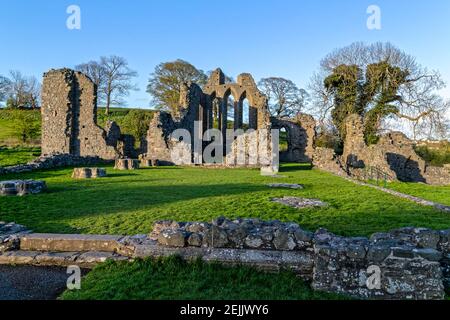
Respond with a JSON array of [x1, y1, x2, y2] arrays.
[[324, 59, 438, 144], [310, 42, 449, 142]]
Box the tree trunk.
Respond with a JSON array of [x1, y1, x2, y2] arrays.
[[105, 82, 112, 115], [105, 96, 110, 115]]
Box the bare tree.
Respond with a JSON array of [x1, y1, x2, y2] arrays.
[[309, 42, 450, 140], [258, 77, 309, 118], [0, 75, 11, 103], [3, 71, 41, 109], [100, 56, 138, 115], [76, 56, 138, 115], [26, 76, 41, 109], [75, 60, 106, 96]]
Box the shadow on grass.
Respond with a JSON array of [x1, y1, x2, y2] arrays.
[[107, 172, 140, 178], [279, 163, 313, 172], [0, 183, 270, 233]]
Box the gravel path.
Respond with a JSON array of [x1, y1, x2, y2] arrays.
[[0, 265, 88, 300], [347, 178, 450, 213]]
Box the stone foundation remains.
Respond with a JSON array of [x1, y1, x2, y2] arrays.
[[271, 197, 328, 209], [114, 159, 140, 170], [1, 218, 448, 300], [0, 180, 46, 196], [0, 154, 108, 176], [72, 168, 107, 179], [0, 222, 31, 252]]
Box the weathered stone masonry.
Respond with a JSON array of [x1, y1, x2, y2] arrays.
[[1, 219, 449, 300], [313, 114, 450, 185], [271, 114, 316, 163], [41, 69, 135, 160], [145, 69, 276, 167]]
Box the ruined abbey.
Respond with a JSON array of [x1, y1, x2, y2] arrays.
[[38, 67, 450, 185]]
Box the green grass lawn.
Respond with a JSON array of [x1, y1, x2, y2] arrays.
[[0, 146, 41, 167], [0, 118, 19, 145], [1, 163, 449, 301], [61, 256, 344, 300], [0, 164, 449, 237]]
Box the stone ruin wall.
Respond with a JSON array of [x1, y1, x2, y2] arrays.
[[36, 68, 448, 183], [271, 114, 316, 163], [150, 218, 450, 300], [145, 69, 276, 167], [1, 218, 449, 300], [41, 68, 134, 160], [41, 70, 73, 155], [313, 114, 450, 185], [36, 67, 317, 169]]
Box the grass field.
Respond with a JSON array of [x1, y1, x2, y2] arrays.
[[61, 256, 345, 300], [1, 161, 449, 301], [387, 181, 450, 206], [0, 146, 41, 167], [0, 164, 449, 237], [0, 118, 19, 146]]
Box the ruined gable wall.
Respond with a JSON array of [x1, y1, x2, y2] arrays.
[[74, 72, 118, 159], [41, 69, 120, 160], [146, 71, 275, 167], [41, 69, 74, 156]]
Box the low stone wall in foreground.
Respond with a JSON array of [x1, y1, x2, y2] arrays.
[[0, 219, 449, 300]]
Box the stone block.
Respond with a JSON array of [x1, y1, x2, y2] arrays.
[[0, 180, 46, 196], [72, 168, 107, 179], [20, 234, 122, 252], [114, 159, 140, 170]]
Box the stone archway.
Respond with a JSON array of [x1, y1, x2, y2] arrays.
[[271, 114, 316, 163]]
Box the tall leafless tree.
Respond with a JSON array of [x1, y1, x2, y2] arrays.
[[76, 55, 138, 115], [2, 71, 41, 109], [0, 75, 11, 103], [258, 77, 309, 118]]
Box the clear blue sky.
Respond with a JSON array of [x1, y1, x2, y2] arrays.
[[1, 0, 449, 107]]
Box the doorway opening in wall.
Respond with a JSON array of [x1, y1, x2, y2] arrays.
[[279, 127, 289, 152]]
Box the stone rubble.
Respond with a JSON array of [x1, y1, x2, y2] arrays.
[[0, 222, 31, 253], [0, 180, 47, 196], [268, 183, 304, 190], [0, 154, 107, 175], [271, 197, 328, 209]]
